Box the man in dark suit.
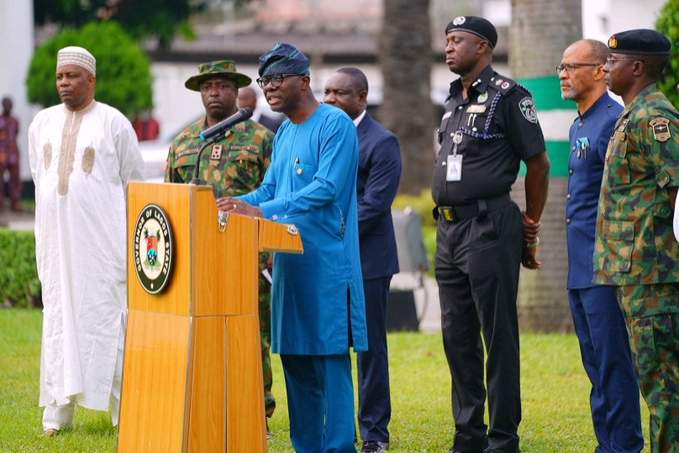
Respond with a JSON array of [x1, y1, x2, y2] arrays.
[[237, 85, 283, 132], [324, 67, 402, 453]]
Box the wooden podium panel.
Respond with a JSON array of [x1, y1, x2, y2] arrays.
[[117, 311, 192, 452], [119, 182, 303, 453], [225, 314, 267, 452], [127, 182, 194, 316], [187, 317, 226, 452], [192, 192, 259, 317]]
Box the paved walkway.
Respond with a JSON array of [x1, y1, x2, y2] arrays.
[[390, 272, 441, 332], [0, 207, 34, 231]]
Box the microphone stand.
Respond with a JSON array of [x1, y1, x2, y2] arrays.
[[189, 132, 225, 185]]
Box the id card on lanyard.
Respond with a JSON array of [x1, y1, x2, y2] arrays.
[[446, 131, 463, 182]]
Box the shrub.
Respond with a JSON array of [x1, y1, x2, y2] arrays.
[[0, 229, 41, 308], [656, 2, 679, 106], [26, 21, 153, 116], [393, 189, 436, 228]]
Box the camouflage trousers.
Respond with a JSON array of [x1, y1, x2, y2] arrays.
[[259, 254, 275, 418], [617, 283, 679, 453]]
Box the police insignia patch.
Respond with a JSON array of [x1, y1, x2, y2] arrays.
[[519, 97, 538, 124], [650, 117, 671, 142], [452, 16, 466, 25]]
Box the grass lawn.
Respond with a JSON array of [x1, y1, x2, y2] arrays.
[[0, 309, 649, 452]]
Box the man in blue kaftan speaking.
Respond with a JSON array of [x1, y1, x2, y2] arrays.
[[223, 42, 367, 453]]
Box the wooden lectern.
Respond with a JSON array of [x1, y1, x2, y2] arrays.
[[118, 182, 303, 452]]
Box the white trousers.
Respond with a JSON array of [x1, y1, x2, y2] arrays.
[[42, 328, 124, 431]]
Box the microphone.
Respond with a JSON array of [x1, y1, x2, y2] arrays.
[[199, 108, 253, 141], [191, 108, 253, 184]]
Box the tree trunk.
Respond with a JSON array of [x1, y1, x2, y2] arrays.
[[379, 0, 433, 195], [510, 0, 582, 77], [509, 0, 581, 332]]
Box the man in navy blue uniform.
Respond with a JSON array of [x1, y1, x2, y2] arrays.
[[559, 39, 643, 453], [434, 16, 550, 453], [324, 67, 401, 453]]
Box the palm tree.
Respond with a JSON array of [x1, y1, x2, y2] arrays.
[[509, 0, 581, 331], [379, 0, 434, 195]]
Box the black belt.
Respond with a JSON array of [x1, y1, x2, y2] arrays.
[[434, 193, 511, 223]]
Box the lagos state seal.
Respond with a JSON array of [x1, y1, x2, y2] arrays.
[[133, 204, 174, 294]]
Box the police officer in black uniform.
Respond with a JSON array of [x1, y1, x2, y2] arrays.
[[433, 16, 550, 453]]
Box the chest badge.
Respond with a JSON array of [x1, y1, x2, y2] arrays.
[[210, 144, 223, 160], [466, 104, 487, 114], [574, 137, 590, 159], [650, 117, 671, 142], [477, 92, 488, 103]]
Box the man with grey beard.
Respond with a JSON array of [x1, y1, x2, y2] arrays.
[[558, 39, 643, 453]]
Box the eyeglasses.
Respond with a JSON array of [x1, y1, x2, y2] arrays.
[[256, 74, 302, 89], [555, 63, 600, 74]]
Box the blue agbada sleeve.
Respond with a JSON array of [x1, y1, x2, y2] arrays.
[[259, 116, 357, 218]]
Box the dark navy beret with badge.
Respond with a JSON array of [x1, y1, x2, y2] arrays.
[[607, 29, 671, 56], [445, 16, 498, 49]]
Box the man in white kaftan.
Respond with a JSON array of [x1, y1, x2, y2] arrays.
[[27, 46, 143, 434]]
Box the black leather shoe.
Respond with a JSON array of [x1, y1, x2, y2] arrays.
[[362, 441, 389, 452]]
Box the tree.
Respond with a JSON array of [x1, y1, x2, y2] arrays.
[[26, 21, 153, 116], [656, 0, 679, 106], [509, 0, 582, 332], [379, 0, 434, 195], [33, 0, 206, 48]]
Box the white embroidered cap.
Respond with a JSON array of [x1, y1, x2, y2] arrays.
[[57, 46, 96, 76]]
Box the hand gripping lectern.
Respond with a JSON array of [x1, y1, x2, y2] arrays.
[[118, 182, 303, 452]]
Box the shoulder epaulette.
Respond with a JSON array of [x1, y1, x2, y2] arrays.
[[488, 74, 517, 95]]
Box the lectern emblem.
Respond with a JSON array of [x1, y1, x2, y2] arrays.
[[133, 204, 174, 294]]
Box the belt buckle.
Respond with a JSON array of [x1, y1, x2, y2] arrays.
[[441, 207, 455, 222]]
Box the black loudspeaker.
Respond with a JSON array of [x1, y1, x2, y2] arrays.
[[386, 289, 419, 332]]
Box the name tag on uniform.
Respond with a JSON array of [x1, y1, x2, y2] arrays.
[[446, 154, 463, 181], [210, 144, 223, 160], [466, 104, 487, 114]]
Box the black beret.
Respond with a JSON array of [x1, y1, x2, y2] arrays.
[[608, 29, 671, 56], [445, 16, 498, 49]]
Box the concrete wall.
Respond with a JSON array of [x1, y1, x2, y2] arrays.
[[0, 0, 34, 180], [583, 0, 666, 41]]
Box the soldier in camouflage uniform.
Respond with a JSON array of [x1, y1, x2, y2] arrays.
[[164, 60, 277, 424], [595, 30, 679, 452]]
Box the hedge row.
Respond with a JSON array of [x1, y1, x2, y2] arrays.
[[0, 229, 41, 308], [393, 190, 436, 228], [0, 194, 433, 309]]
